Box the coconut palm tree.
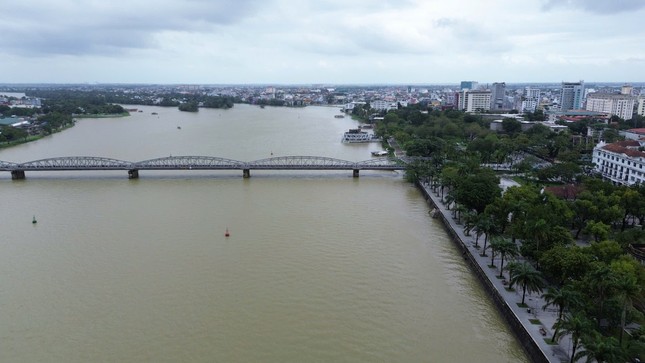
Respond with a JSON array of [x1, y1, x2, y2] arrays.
[[494, 237, 518, 279], [454, 204, 468, 224], [463, 210, 478, 237], [478, 213, 496, 256], [575, 332, 625, 363], [488, 237, 498, 267], [613, 272, 642, 345], [507, 261, 545, 305], [553, 312, 593, 363], [542, 285, 583, 343]]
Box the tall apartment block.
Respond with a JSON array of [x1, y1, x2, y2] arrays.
[[638, 96, 645, 116], [586, 93, 635, 120], [459, 90, 492, 113], [490, 82, 506, 110], [460, 81, 478, 90], [560, 81, 585, 111]]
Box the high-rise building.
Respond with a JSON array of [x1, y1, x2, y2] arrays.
[[585, 93, 635, 120], [560, 81, 585, 111], [524, 87, 541, 100], [521, 87, 541, 113], [460, 81, 478, 90], [621, 84, 634, 95], [490, 82, 506, 110], [637, 96, 645, 116], [459, 90, 491, 113]]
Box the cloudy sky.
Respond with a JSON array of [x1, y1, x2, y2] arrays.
[[1, 0, 643, 85]]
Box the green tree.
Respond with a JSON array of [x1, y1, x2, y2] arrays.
[[453, 167, 500, 214], [477, 212, 496, 255], [490, 237, 518, 278], [542, 285, 583, 343], [507, 261, 545, 305], [178, 101, 198, 112], [553, 312, 594, 363], [576, 332, 625, 363], [610, 258, 644, 345], [501, 118, 523, 135], [539, 245, 593, 286]]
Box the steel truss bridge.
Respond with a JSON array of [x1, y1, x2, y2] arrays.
[[0, 155, 411, 179]]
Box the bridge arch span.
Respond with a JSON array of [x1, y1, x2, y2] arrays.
[[249, 156, 356, 169], [17, 156, 132, 170], [0, 160, 19, 171], [135, 156, 245, 170]]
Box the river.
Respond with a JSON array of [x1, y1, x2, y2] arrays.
[[0, 104, 529, 362]]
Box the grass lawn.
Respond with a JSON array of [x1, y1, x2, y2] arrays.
[[544, 338, 558, 345]]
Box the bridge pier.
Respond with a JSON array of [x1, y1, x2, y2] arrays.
[[353, 169, 359, 178], [128, 169, 139, 179], [11, 170, 25, 180], [243, 169, 250, 178]]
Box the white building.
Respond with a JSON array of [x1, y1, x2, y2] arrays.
[[370, 100, 397, 111], [521, 99, 538, 113], [621, 84, 634, 95], [459, 90, 492, 113], [593, 140, 645, 185], [638, 96, 645, 116], [524, 87, 541, 100], [586, 93, 636, 120]]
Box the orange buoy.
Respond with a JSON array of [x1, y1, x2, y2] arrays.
[[225, 228, 230, 237]]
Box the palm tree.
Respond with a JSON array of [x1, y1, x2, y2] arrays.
[[575, 332, 625, 363], [507, 261, 545, 305], [454, 204, 468, 224], [478, 213, 495, 256], [488, 237, 498, 267], [554, 312, 593, 363], [613, 272, 642, 345], [494, 237, 518, 279], [583, 265, 615, 331], [542, 285, 583, 343], [444, 192, 455, 210], [463, 210, 478, 237]]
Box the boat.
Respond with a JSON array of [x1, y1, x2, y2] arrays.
[[177, 126, 181, 129], [32, 215, 37, 224], [151, 112, 158, 115], [334, 114, 345, 118], [225, 228, 230, 237], [371, 151, 388, 156], [341, 129, 381, 143], [360, 124, 374, 129]]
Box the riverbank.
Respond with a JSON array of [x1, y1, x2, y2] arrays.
[[73, 112, 130, 118], [416, 180, 572, 363]]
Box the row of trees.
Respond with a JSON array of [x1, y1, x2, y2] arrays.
[[389, 106, 643, 362], [26, 89, 237, 112]]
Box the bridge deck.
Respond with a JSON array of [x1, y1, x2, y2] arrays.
[[0, 156, 410, 179], [0, 156, 408, 171]]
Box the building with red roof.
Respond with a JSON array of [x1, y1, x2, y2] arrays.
[[593, 140, 645, 185]]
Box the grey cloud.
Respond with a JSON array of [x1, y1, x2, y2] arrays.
[[433, 18, 513, 53], [541, 0, 645, 14], [0, 0, 263, 56]]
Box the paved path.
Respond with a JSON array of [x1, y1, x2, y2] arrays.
[[421, 182, 572, 363]]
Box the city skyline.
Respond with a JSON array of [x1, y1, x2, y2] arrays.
[[1, 0, 644, 85]]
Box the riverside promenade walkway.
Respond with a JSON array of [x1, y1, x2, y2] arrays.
[[418, 182, 572, 363]]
